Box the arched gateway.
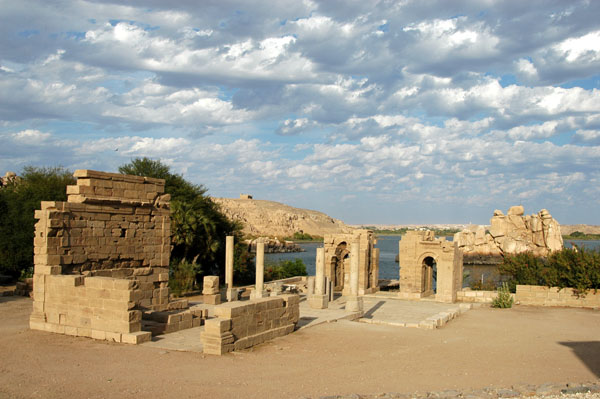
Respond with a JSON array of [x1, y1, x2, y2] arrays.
[[398, 230, 462, 303], [323, 230, 379, 295]]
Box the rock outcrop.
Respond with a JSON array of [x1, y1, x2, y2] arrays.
[[212, 197, 351, 238], [244, 237, 304, 253], [0, 171, 19, 187], [454, 206, 563, 264]]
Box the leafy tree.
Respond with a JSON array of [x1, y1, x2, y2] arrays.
[[119, 157, 251, 285], [264, 258, 307, 282], [0, 167, 75, 279]]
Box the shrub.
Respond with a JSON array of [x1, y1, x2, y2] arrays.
[[469, 278, 497, 291], [264, 259, 307, 282], [492, 282, 514, 308], [499, 247, 600, 295], [169, 261, 199, 297]]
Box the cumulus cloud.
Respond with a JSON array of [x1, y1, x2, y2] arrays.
[[1, 0, 600, 223]]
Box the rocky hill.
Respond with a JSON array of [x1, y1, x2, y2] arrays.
[[561, 224, 600, 235], [211, 197, 352, 238], [454, 206, 563, 264]]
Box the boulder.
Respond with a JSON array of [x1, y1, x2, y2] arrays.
[[455, 206, 563, 262]]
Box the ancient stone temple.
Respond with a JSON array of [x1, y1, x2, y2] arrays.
[[454, 206, 563, 263], [398, 230, 463, 303], [323, 229, 379, 295], [29, 170, 172, 343]]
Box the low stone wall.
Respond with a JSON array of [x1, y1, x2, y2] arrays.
[[201, 294, 299, 355], [30, 275, 151, 344], [457, 289, 499, 303], [516, 285, 600, 308]]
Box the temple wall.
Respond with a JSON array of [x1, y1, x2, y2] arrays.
[[30, 169, 171, 344], [201, 294, 299, 355]]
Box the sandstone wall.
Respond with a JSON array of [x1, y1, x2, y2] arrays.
[[516, 285, 600, 308], [30, 274, 151, 344], [201, 294, 299, 355], [454, 206, 563, 263], [212, 197, 351, 237], [30, 169, 171, 343]]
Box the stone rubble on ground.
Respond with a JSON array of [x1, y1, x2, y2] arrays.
[[302, 381, 600, 399]]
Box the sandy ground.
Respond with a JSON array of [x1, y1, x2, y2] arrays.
[[1, 296, 599, 399]]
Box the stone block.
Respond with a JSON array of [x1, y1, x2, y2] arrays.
[[121, 331, 152, 344], [91, 329, 106, 340], [308, 294, 328, 309], [204, 318, 232, 335]]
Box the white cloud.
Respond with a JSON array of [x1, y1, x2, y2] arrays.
[[554, 30, 600, 63], [1, 0, 600, 223], [12, 129, 51, 142]]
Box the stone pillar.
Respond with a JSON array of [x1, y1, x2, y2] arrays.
[[251, 241, 266, 299], [307, 276, 315, 296], [308, 247, 329, 309], [345, 239, 363, 313], [315, 248, 325, 295], [327, 277, 334, 301], [225, 235, 237, 301], [203, 275, 221, 305]]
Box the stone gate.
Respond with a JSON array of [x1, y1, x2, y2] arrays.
[[323, 229, 379, 295], [398, 230, 462, 303]]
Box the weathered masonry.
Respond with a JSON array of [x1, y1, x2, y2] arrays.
[[398, 230, 462, 303], [323, 229, 379, 295], [29, 170, 171, 343], [201, 294, 299, 355]]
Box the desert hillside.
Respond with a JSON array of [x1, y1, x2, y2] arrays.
[[561, 224, 600, 235], [212, 197, 352, 237]]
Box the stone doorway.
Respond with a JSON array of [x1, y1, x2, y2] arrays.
[[332, 242, 349, 291], [421, 256, 437, 296]]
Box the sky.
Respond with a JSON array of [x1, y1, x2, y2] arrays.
[[1, 0, 599, 226]]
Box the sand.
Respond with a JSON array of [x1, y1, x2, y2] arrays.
[[0, 296, 599, 399]]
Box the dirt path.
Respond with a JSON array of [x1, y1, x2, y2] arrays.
[[1, 296, 599, 399]]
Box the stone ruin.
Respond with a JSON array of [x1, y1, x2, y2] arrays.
[[398, 230, 463, 303], [0, 171, 20, 187], [29, 170, 180, 343], [322, 229, 379, 296], [454, 206, 563, 263], [29, 170, 300, 353]]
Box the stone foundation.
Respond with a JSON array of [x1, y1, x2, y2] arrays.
[[201, 294, 299, 355]]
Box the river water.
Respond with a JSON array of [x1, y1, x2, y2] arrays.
[[265, 236, 600, 283]]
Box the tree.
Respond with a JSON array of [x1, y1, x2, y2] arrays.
[[119, 157, 252, 285], [0, 167, 75, 279]]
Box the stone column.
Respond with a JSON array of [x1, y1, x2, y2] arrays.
[[307, 276, 315, 296], [345, 239, 363, 313], [315, 248, 325, 295], [309, 247, 329, 309], [251, 241, 265, 299], [225, 235, 237, 301]]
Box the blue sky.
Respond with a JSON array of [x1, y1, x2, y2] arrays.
[[1, 0, 599, 225]]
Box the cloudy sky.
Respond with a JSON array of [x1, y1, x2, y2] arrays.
[[1, 0, 599, 225]]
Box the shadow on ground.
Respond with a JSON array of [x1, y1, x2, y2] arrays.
[[559, 341, 600, 378], [362, 301, 385, 319]]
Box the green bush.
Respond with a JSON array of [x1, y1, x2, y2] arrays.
[[169, 261, 199, 297], [492, 282, 514, 308], [264, 259, 307, 282], [0, 167, 75, 279], [499, 247, 600, 295], [469, 278, 497, 291]]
